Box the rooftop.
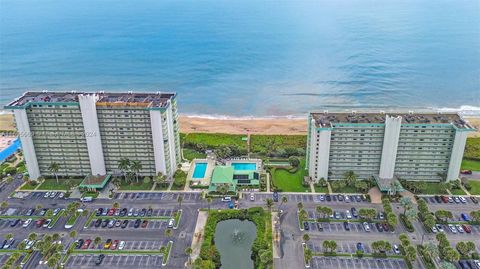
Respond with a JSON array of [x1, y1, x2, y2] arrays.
[[6, 91, 176, 109], [211, 166, 234, 184], [311, 111, 475, 129]]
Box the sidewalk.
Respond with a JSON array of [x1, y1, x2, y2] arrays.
[[190, 211, 208, 261]]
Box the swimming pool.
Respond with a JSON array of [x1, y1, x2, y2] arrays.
[[192, 163, 208, 179], [231, 163, 257, 171], [0, 138, 21, 162]]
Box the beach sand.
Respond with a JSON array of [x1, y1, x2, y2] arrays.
[[1, 112, 479, 136]]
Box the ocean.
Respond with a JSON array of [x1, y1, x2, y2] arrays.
[[1, 0, 479, 116]]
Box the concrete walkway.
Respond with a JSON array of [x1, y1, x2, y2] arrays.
[[266, 173, 271, 193], [190, 211, 208, 261], [272, 212, 281, 259], [368, 187, 383, 204], [309, 182, 315, 193], [327, 182, 332, 194]]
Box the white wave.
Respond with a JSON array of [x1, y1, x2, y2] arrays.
[[179, 113, 306, 120], [434, 105, 480, 116]]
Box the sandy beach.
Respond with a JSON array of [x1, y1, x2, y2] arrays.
[[1, 113, 479, 136]]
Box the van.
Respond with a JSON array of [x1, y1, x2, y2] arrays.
[[221, 196, 232, 202], [80, 197, 93, 202]]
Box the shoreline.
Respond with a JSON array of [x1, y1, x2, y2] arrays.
[[1, 112, 479, 136]]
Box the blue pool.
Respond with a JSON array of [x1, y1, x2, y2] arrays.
[[232, 163, 257, 171], [0, 138, 21, 162], [192, 163, 208, 179]]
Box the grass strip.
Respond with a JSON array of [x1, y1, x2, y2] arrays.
[[20, 251, 33, 265], [72, 250, 162, 255], [161, 241, 173, 265], [173, 210, 182, 229], [48, 209, 65, 228], [84, 212, 97, 228]]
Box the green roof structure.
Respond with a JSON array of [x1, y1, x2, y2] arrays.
[[79, 174, 112, 189], [209, 165, 260, 193], [211, 166, 234, 184]]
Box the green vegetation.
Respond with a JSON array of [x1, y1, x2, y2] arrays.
[[20, 181, 38, 190], [250, 134, 306, 157], [450, 188, 466, 195], [66, 211, 81, 226], [183, 148, 206, 161], [171, 170, 187, 190], [195, 207, 272, 269], [464, 137, 480, 161], [461, 159, 480, 171], [81, 191, 99, 198], [118, 180, 154, 191], [270, 159, 309, 192], [314, 185, 328, 193], [467, 180, 480, 195], [182, 133, 247, 151], [161, 241, 173, 265], [37, 177, 83, 191]]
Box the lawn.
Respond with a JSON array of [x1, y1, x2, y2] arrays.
[[468, 180, 480, 195], [118, 181, 154, 191], [314, 185, 329, 193], [461, 159, 480, 171], [450, 188, 466, 195], [335, 186, 358, 194], [20, 182, 37, 190], [37, 178, 83, 191], [271, 159, 310, 192], [183, 148, 206, 161], [464, 137, 480, 161], [421, 182, 448, 195]]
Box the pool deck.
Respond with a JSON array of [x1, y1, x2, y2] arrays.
[[226, 158, 263, 171], [187, 158, 215, 187]]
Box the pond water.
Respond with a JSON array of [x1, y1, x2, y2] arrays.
[[214, 219, 257, 269]]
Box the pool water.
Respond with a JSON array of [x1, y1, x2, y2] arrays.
[[232, 163, 257, 171], [192, 163, 207, 179]]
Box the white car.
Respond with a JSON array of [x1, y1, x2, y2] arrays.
[[473, 260, 480, 269], [456, 224, 464, 233], [118, 241, 126, 250], [250, 193, 255, 201], [53, 208, 61, 216], [363, 222, 370, 232], [43, 219, 52, 228], [167, 218, 175, 228], [459, 196, 467, 203], [26, 240, 35, 250], [23, 218, 32, 228], [222, 196, 232, 202], [44, 192, 51, 198], [435, 224, 444, 233], [128, 208, 134, 217], [345, 210, 352, 219], [431, 226, 438, 233], [49, 192, 57, 198], [448, 224, 457, 233], [393, 245, 400, 254], [344, 196, 350, 203]]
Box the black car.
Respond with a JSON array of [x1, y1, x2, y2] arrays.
[[95, 254, 105, 265], [140, 208, 147, 217], [471, 196, 478, 204], [10, 219, 20, 227], [94, 219, 102, 228], [376, 222, 384, 232], [134, 219, 141, 228], [146, 208, 153, 217], [316, 223, 323, 231], [75, 239, 84, 249], [351, 207, 358, 218], [0, 240, 7, 249], [337, 195, 344, 201], [101, 219, 109, 228], [96, 208, 103, 216], [303, 222, 309, 231], [458, 260, 470, 269], [355, 195, 362, 202], [343, 222, 350, 231], [120, 208, 128, 217], [325, 195, 331, 202], [121, 220, 129, 229], [434, 195, 442, 203]]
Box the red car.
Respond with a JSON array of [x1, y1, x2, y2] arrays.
[[460, 170, 472, 175], [36, 219, 46, 228], [382, 223, 389, 232], [110, 240, 119, 250], [462, 224, 472, 233], [107, 209, 115, 216], [440, 196, 449, 203], [141, 220, 148, 228], [82, 239, 91, 249]]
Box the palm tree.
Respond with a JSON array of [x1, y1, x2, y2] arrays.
[[265, 198, 274, 211], [69, 231, 77, 239], [185, 247, 193, 265], [94, 237, 102, 247], [48, 162, 60, 184], [117, 158, 131, 183], [36, 204, 43, 211], [344, 171, 357, 187], [28, 232, 37, 241], [177, 196, 183, 209], [297, 202, 304, 211], [280, 196, 288, 211], [17, 240, 27, 250], [4, 233, 13, 240], [1, 201, 8, 209], [130, 160, 142, 183], [113, 202, 120, 209], [303, 234, 310, 243], [207, 197, 212, 211], [165, 229, 173, 237], [155, 172, 167, 188]]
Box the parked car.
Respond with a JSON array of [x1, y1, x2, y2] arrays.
[[25, 208, 35, 216], [319, 195, 325, 201], [36, 219, 46, 228], [250, 193, 255, 201], [38, 209, 47, 216], [434, 195, 442, 203], [96, 208, 103, 216], [273, 192, 279, 202], [43, 192, 51, 198], [114, 209, 120, 216], [134, 209, 139, 217], [459, 196, 467, 203], [75, 239, 84, 249], [376, 222, 384, 232], [382, 223, 389, 232], [222, 196, 232, 202], [49, 192, 57, 198], [344, 196, 350, 203], [121, 220, 129, 229], [355, 195, 362, 202], [325, 195, 331, 202], [94, 219, 102, 228], [459, 260, 470, 269], [146, 208, 153, 216], [456, 224, 465, 233], [334, 211, 341, 219], [351, 208, 358, 218], [58, 192, 65, 199], [337, 195, 344, 201], [107, 208, 114, 216], [101, 208, 108, 216], [10, 219, 20, 227], [471, 196, 479, 204], [128, 208, 134, 217], [103, 239, 112, 249], [110, 240, 119, 250], [448, 224, 457, 233], [118, 241, 126, 250], [82, 239, 91, 249], [25, 240, 35, 250], [141, 220, 148, 228], [343, 222, 350, 231], [454, 197, 461, 204], [95, 254, 105, 265], [101, 219, 109, 228], [435, 224, 444, 233], [448, 197, 454, 203], [461, 213, 470, 221], [303, 222, 310, 231], [460, 170, 473, 174], [363, 222, 370, 232], [53, 208, 61, 216], [356, 242, 364, 252], [345, 210, 352, 219], [140, 208, 147, 217], [378, 212, 385, 220], [431, 226, 438, 233], [115, 220, 122, 228], [441, 196, 449, 203], [107, 220, 115, 228], [23, 218, 32, 228], [3, 239, 15, 249], [167, 218, 174, 228], [134, 219, 141, 228], [393, 245, 400, 254], [120, 208, 128, 217], [316, 223, 323, 231], [42, 219, 52, 228], [462, 224, 472, 233]]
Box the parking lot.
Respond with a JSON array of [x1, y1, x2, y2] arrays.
[[304, 221, 390, 233], [66, 254, 164, 268], [422, 195, 479, 205], [245, 193, 370, 204], [306, 241, 401, 255], [310, 256, 408, 269], [114, 192, 201, 201], [88, 219, 172, 230]]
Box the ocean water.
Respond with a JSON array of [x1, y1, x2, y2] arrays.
[[1, 0, 479, 116]]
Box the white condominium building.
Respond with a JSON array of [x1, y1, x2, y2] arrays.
[[5, 91, 181, 180], [306, 111, 475, 186]]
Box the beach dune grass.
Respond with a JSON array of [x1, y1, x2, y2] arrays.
[[182, 148, 206, 161], [271, 159, 309, 192], [182, 133, 247, 150]]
